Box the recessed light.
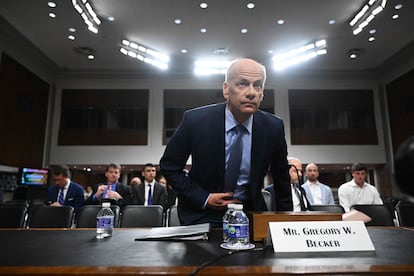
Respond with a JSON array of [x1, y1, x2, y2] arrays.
[[48, 2, 56, 8], [241, 28, 248, 34], [328, 19, 336, 25], [268, 50, 273, 54], [174, 18, 182, 25], [350, 53, 357, 59], [394, 4, 403, 10], [277, 19, 284, 25], [200, 3, 208, 9], [369, 29, 376, 34], [48, 12, 56, 18], [107, 16, 115, 21], [68, 27, 76, 32], [368, 36, 375, 42], [200, 28, 207, 33], [392, 14, 399, 20], [88, 55, 95, 60], [246, 3, 255, 9], [68, 35, 75, 40], [181, 49, 188, 54]]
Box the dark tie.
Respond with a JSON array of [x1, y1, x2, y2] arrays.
[[224, 124, 244, 192], [147, 184, 152, 205], [58, 188, 65, 205], [294, 184, 306, 211]]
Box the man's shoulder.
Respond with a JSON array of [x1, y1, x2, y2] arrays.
[[69, 181, 84, 191], [186, 102, 225, 116]]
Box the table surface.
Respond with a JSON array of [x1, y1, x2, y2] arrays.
[[0, 227, 413, 275]]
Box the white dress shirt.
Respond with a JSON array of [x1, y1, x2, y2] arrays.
[[338, 180, 383, 212]]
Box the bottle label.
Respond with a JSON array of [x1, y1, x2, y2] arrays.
[[227, 223, 249, 239], [97, 216, 114, 228]]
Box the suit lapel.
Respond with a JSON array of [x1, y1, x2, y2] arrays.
[[250, 114, 266, 186]]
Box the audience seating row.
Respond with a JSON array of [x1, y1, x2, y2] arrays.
[[261, 191, 414, 227], [0, 202, 181, 229], [2, 199, 414, 228]]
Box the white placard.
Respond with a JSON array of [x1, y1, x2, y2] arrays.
[[268, 220, 375, 253]]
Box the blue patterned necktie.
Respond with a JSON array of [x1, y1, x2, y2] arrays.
[[224, 124, 244, 192], [147, 184, 152, 205], [58, 187, 65, 205]]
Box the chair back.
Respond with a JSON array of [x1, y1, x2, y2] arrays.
[[395, 201, 414, 226], [76, 204, 120, 228], [166, 205, 180, 227], [3, 199, 30, 208], [261, 190, 273, 211], [27, 205, 74, 228], [120, 205, 164, 227], [351, 204, 395, 226], [0, 205, 28, 228], [309, 204, 345, 214]]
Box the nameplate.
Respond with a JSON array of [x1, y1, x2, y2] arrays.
[[268, 220, 375, 254]]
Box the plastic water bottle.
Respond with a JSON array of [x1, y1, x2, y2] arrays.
[[222, 203, 236, 243], [227, 204, 249, 248], [96, 202, 114, 239]]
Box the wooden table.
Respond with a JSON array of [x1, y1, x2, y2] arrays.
[[0, 227, 413, 275]]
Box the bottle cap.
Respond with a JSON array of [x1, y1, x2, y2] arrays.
[[102, 202, 111, 208], [234, 204, 243, 210], [227, 203, 237, 209]]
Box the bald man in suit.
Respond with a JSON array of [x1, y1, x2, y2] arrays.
[[160, 58, 293, 226]]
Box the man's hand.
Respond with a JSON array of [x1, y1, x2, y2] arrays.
[[207, 192, 241, 209]]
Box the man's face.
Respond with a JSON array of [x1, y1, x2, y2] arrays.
[[223, 60, 264, 121], [352, 170, 367, 186], [105, 167, 120, 183], [305, 164, 319, 182], [289, 160, 303, 185], [54, 174, 68, 188], [142, 166, 156, 182]]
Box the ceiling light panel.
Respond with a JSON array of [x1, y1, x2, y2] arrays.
[[272, 39, 328, 71], [71, 0, 101, 33], [120, 39, 170, 70], [349, 0, 387, 35]]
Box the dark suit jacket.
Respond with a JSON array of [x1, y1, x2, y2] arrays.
[[87, 182, 132, 209], [47, 181, 85, 215], [132, 182, 168, 210], [160, 102, 293, 225]]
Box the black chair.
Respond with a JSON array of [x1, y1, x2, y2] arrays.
[[120, 205, 164, 228], [395, 201, 414, 227], [27, 205, 74, 228], [3, 199, 30, 208], [76, 205, 121, 228], [0, 205, 28, 228], [350, 204, 395, 226], [261, 190, 273, 211], [309, 204, 345, 214], [166, 205, 180, 227]]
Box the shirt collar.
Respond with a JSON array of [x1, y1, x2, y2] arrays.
[[225, 104, 253, 134]]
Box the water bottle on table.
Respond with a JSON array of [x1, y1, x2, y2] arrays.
[[221, 204, 255, 250], [223, 203, 236, 243], [96, 202, 114, 239]]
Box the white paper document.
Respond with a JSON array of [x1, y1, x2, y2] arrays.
[[134, 223, 210, 241]]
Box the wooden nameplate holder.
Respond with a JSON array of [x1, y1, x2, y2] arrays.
[[250, 211, 343, 242]]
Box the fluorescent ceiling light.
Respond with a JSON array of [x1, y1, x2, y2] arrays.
[[349, 0, 387, 35], [120, 39, 170, 70], [272, 39, 327, 71], [71, 0, 101, 33]]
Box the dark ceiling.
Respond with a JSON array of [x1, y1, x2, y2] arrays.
[[0, 0, 413, 75]]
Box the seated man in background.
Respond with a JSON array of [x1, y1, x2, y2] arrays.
[[47, 165, 85, 216], [302, 163, 335, 205], [338, 162, 383, 212], [288, 157, 310, 212], [87, 163, 132, 209], [132, 163, 168, 209]]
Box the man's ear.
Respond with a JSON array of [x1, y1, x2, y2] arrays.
[[223, 81, 229, 100]]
